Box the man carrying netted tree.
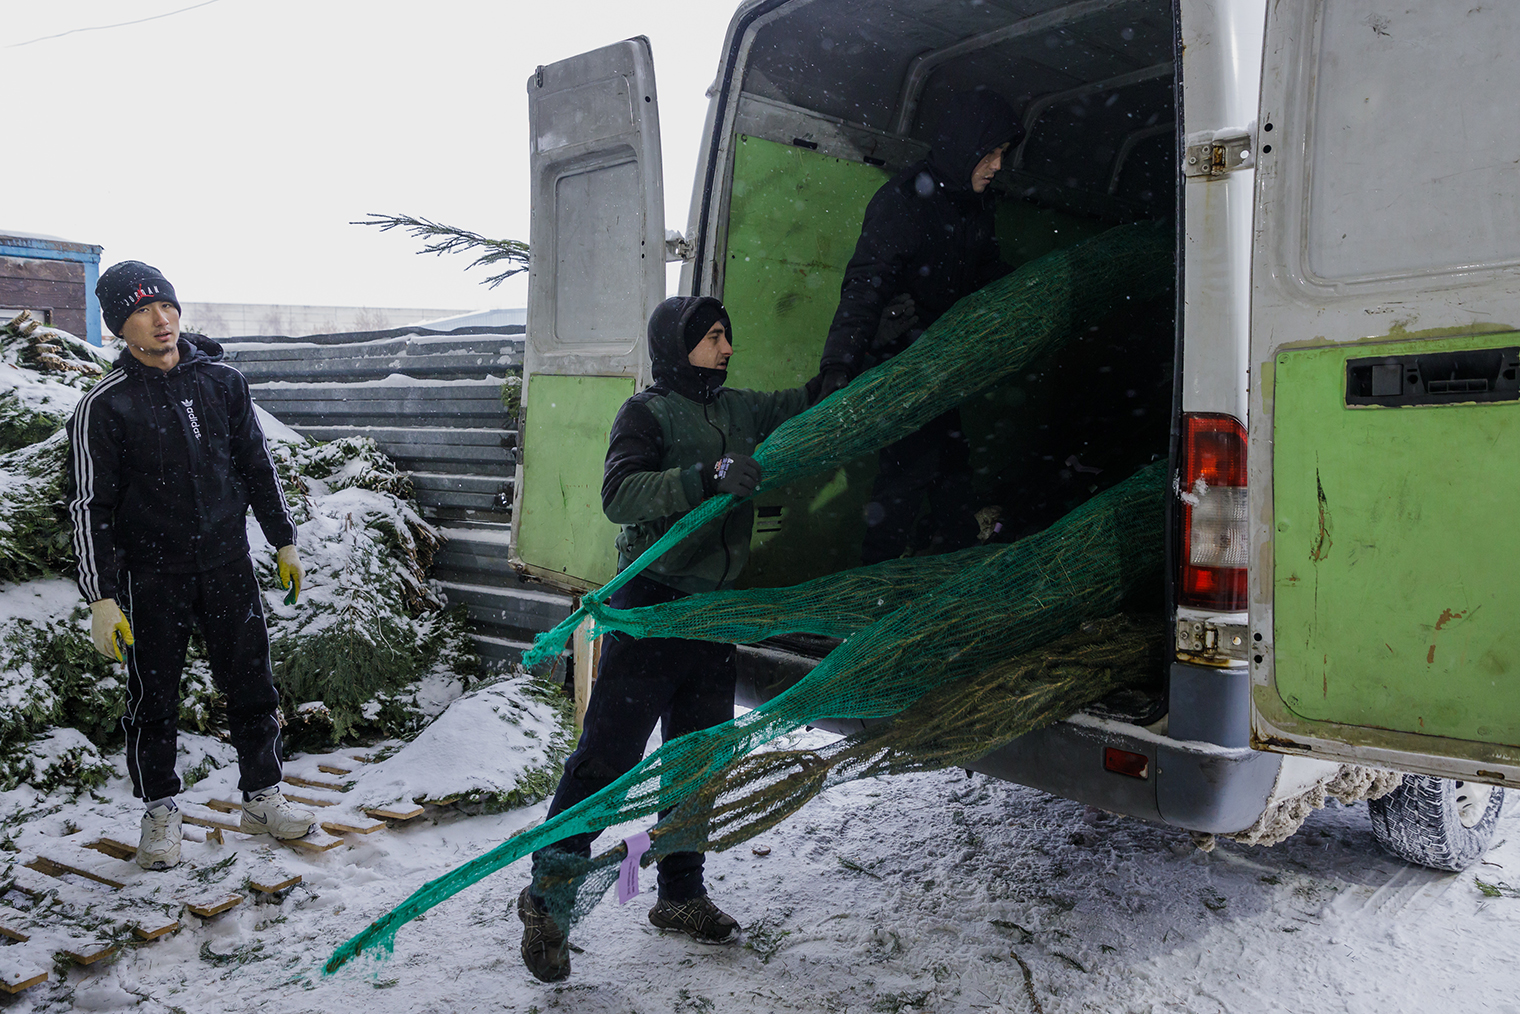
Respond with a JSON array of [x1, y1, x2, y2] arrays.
[[518, 295, 823, 982], [818, 88, 1026, 564], [67, 260, 316, 871]]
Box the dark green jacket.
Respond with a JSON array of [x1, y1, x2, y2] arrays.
[[602, 383, 811, 594]]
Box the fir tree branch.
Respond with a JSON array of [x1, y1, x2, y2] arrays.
[[353, 213, 529, 288]]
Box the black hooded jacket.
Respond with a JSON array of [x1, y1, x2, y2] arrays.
[[67, 334, 297, 603], [600, 296, 817, 593], [821, 90, 1024, 376]]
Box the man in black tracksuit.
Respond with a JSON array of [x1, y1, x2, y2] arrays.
[[68, 261, 316, 871], [819, 89, 1026, 565], [518, 296, 820, 982]]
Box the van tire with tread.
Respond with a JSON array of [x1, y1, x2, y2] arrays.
[[1367, 774, 1504, 872]]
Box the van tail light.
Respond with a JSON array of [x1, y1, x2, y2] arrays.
[[1177, 414, 1248, 611]]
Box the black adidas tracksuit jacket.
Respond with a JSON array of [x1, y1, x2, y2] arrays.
[[67, 335, 297, 800]]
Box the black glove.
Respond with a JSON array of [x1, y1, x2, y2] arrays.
[[703, 453, 763, 498], [817, 369, 851, 401], [870, 293, 919, 352]]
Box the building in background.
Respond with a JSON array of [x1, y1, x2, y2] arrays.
[[178, 302, 476, 339], [0, 231, 104, 344]]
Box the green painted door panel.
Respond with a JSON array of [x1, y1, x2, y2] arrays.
[[516, 373, 635, 590], [1272, 334, 1520, 747], [722, 135, 889, 587]]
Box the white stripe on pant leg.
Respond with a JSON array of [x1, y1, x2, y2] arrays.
[[123, 570, 147, 798]]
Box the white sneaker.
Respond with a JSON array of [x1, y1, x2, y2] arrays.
[[240, 787, 318, 840], [137, 802, 182, 870]]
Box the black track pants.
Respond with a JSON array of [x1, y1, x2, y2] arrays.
[[860, 407, 979, 565], [118, 555, 283, 801], [533, 574, 737, 903]]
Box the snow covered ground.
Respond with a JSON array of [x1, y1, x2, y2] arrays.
[[6, 724, 1518, 1014]]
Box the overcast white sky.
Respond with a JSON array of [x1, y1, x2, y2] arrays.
[[4, 1, 733, 310]]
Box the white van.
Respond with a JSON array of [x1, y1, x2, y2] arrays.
[[509, 0, 1520, 870]]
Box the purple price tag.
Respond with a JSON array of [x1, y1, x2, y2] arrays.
[[616, 832, 652, 905]]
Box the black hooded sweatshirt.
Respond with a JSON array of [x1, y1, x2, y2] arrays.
[[821, 89, 1025, 376], [600, 296, 817, 593], [67, 334, 297, 603]]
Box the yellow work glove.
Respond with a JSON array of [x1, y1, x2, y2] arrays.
[[277, 544, 304, 604], [89, 598, 134, 662]]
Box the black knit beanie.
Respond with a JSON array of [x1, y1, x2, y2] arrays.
[[683, 299, 731, 354], [97, 261, 181, 337]]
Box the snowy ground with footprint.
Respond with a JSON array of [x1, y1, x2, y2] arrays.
[[7, 722, 1518, 1014]]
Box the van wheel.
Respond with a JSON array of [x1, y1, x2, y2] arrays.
[[1367, 774, 1504, 871]]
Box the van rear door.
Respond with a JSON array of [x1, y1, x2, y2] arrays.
[[1248, 3, 1520, 785], [511, 38, 666, 591]]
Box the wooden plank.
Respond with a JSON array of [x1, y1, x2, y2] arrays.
[[0, 964, 46, 994], [86, 837, 137, 862], [180, 808, 242, 836], [25, 855, 128, 891], [130, 914, 181, 941], [0, 915, 30, 942], [281, 792, 337, 808], [3, 864, 66, 898], [284, 775, 347, 792], [184, 892, 243, 918], [317, 764, 352, 776], [277, 830, 345, 854], [203, 799, 239, 815], [248, 872, 301, 895], [61, 937, 117, 965], [319, 816, 386, 836], [363, 804, 424, 822]]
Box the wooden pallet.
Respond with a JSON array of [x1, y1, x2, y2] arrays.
[[179, 802, 344, 854], [282, 752, 426, 825]]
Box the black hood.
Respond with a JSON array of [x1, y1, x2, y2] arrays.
[[648, 296, 729, 403], [116, 333, 224, 375], [927, 89, 1024, 191]]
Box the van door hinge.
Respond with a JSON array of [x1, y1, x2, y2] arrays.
[[665, 230, 694, 263], [1176, 618, 1249, 663], [1183, 128, 1254, 179]]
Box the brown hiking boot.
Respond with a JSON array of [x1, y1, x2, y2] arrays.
[[648, 894, 741, 944], [517, 887, 570, 981]]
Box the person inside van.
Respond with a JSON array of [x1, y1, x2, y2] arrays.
[[817, 89, 1025, 564], [517, 296, 824, 982]]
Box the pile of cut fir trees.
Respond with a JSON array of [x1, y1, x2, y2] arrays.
[[0, 311, 572, 825]]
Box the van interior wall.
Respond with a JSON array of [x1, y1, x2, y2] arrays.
[[722, 140, 1175, 595]]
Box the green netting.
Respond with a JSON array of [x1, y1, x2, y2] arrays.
[[520, 220, 1173, 669], [533, 612, 1165, 933], [587, 544, 997, 643], [325, 461, 1165, 973]]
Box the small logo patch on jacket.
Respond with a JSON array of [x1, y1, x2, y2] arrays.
[[181, 399, 203, 441]]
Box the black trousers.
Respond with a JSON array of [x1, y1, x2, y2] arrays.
[[860, 407, 979, 565], [118, 555, 284, 801], [532, 574, 737, 903]]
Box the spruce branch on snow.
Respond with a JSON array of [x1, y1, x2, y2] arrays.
[[352, 213, 529, 288]]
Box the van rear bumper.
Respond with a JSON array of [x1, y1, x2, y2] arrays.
[[736, 647, 1281, 834]]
